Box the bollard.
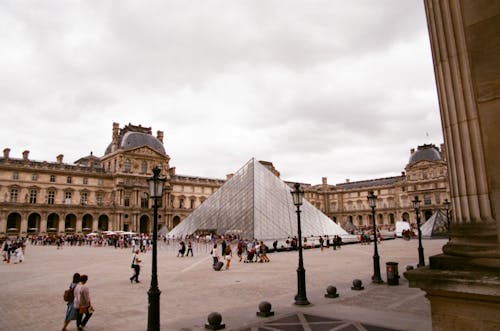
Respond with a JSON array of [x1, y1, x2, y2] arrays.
[[386, 262, 400, 285], [351, 279, 364, 291], [256, 301, 274, 317], [205, 312, 225, 330], [324, 285, 339, 298]]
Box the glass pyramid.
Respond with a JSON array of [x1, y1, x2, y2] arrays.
[[167, 158, 348, 241]]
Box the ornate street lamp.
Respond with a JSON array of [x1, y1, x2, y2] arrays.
[[367, 191, 383, 283], [412, 196, 425, 267], [147, 166, 165, 331], [291, 183, 310, 305], [443, 198, 451, 232]]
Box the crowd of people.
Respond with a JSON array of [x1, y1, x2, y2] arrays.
[[2, 238, 26, 264]]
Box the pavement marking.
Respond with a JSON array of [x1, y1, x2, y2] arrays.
[[180, 255, 211, 273]]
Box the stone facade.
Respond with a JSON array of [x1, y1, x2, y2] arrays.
[[304, 143, 449, 230], [0, 120, 449, 237]]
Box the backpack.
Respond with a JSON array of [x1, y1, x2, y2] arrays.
[[63, 287, 74, 302]]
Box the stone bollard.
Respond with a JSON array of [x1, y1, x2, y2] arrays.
[[256, 301, 275, 317], [324, 285, 339, 298], [205, 312, 225, 330], [406, 265, 414, 271], [351, 279, 364, 291]]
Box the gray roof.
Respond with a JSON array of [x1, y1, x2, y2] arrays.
[[336, 176, 404, 190], [408, 144, 442, 165], [104, 131, 166, 156]]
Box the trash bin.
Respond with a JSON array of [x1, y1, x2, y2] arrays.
[[386, 262, 399, 285]]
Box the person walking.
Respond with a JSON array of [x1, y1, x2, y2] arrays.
[[185, 240, 193, 257], [130, 249, 141, 283], [211, 243, 219, 267], [62, 273, 80, 331], [74, 274, 93, 331], [224, 245, 232, 270]]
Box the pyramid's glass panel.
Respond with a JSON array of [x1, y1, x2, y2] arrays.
[[168, 158, 348, 240]]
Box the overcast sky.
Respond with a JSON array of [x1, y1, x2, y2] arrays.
[[0, 0, 443, 185]]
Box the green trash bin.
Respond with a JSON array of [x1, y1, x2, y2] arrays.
[[386, 262, 399, 285]]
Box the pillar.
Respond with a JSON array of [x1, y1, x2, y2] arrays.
[[405, 1, 500, 329]]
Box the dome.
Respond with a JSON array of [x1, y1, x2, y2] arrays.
[[104, 131, 166, 156], [408, 144, 442, 165]]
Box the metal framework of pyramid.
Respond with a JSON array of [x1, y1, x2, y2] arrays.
[[421, 209, 449, 238], [167, 158, 348, 241]]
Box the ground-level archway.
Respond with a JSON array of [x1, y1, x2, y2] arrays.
[[65, 214, 77, 232], [98, 215, 109, 231], [173, 215, 181, 228], [82, 214, 93, 232], [7, 212, 21, 234], [47, 213, 59, 233], [28, 213, 41, 233], [140, 215, 150, 234]]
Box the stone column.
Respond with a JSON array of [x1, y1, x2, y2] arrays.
[[405, 1, 500, 329]]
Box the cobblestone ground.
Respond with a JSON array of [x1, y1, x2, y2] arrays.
[[0, 238, 447, 331]]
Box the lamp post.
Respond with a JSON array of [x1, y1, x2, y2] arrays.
[[147, 166, 165, 331], [367, 191, 383, 283], [412, 196, 425, 267], [291, 183, 310, 305], [443, 198, 451, 232]]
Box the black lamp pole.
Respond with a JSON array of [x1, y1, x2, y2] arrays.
[[148, 166, 164, 331], [291, 183, 310, 305], [367, 191, 383, 283], [444, 198, 451, 232], [412, 196, 425, 267]]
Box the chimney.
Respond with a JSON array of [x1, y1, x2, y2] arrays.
[[157, 130, 164, 144], [410, 148, 415, 154], [112, 122, 119, 152], [22, 150, 29, 160], [57, 154, 64, 164], [346, 178, 350, 183], [3, 148, 10, 159], [322, 177, 328, 186], [226, 173, 234, 180], [402, 171, 406, 176]]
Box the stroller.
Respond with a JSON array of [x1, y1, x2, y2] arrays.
[[244, 248, 255, 263]]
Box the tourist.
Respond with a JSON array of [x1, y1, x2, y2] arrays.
[[130, 249, 142, 283], [62, 273, 80, 331], [177, 240, 186, 257], [74, 274, 93, 331], [185, 240, 193, 257], [236, 240, 244, 262], [224, 245, 232, 270], [211, 243, 219, 266]]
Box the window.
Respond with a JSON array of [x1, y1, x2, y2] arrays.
[[190, 199, 195, 209], [97, 179, 103, 186], [141, 161, 147, 174], [96, 192, 103, 206], [65, 192, 72, 204], [50, 175, 56, 182], [12, 172, 19, 180], [80, 192, 88, 205], [141, 192, 149, 208], [124, 159, 131, 172], [424, 194, 432, 205], [179, 198, 184, 209], [10, 188, 18, 202], [32, 173, 38, 181], [435, 194, 441, 204], [29, 190, 37, 204], [124, 193, 130, 207], [48, 191, 55, 205], [83, 177, 88, 185], [67, 176, 72, 184]]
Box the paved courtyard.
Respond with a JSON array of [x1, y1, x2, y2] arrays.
[[0, 238, 448, 331]]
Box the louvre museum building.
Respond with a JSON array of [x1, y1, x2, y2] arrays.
[[0, 122, 450, 238]]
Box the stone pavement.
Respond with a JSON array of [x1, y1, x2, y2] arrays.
[[0, 238, 448, 331]]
